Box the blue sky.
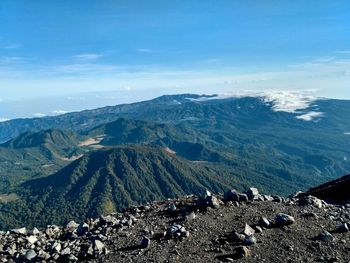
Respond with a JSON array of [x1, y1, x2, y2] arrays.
[[1, 0, 350, 118]]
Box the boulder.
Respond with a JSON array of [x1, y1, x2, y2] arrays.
[[245, 188, 259, 200], [299, 195, 323, 208], [275, 213, 295, 226], [224, 189, 239, 202]]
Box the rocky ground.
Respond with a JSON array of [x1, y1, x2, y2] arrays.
[[0, 188, 350, 263]]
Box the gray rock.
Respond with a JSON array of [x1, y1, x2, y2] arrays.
[[318, 231, 335, 242], [255, 226, 263, 233], [77, 223, 89, 236], [52, 242, 62, 253], [299, 195, 323, 208], [60, 247, 71, 255], [11, 227, 26, 235], [224, 189, 239, 202], [25, 249, 37, 260], [259, 217, 271, 228], [66, 220, 79, 232], [237, 246, 251, 257], [337, 223, 349, 233], [26, 235, 38, 244], [238, 193, 249, 202], [243, 235, 257, 246], [275, 213, 295, 226], [94, 240, 105, 253], [243, 224, 255, 236], [232, 232, 245, 242], [32, 227, 40, 235], [168, 203, 177, 212], [141, 236, 151, 248], [245, 188, 259, 200], [185, 212, 196, 221]]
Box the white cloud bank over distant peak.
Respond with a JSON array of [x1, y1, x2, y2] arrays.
[[33, 113, 46, 118], [295, 111, 325, 121], [190, 90, 324, 121], [51, 110, 69, 115], [0, 118, 9, 122]]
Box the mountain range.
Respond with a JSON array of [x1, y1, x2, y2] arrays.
[[0, 93, 350, 229]]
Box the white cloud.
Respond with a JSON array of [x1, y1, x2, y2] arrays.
[[51, 110, 69, 115], [137, 48, 155, 53], [73, 53, 103, 60], [33, 113, 46, 118], [0, 118, 9, 122], [261, 90, 317, 113], [295, 111, 325, 121], [189, 90, 319, 113]]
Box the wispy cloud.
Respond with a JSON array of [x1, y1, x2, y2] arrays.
[[3, 44, 21, 49], [295, 111, 325, 121], [73, 53, 103, 60], [1, 52, 350, 100], [335, 50, 350, 54], [136, 48, 157, 53], [0, 56, 27, 64], [0, 118, 9, 122]]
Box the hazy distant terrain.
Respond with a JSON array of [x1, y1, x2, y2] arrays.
[[0, 93, 350, 229]]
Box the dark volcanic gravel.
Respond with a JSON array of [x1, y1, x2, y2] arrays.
[[100, 196, 350, 263], [1, 193, 350, 262]]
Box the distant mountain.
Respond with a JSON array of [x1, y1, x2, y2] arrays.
[[0, 129, 85, 192], [0, 145, 244, 228], [0, 94, 204, 143], [2, 128, 81, 150], [1, 93, 350, 194], [87, 118, 228, 162]]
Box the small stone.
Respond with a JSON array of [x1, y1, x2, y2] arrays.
[[185, 212, 196, 221], [337, 223, 349, 233], [318, 231, 335, 242], [259, 217, 270, 228], [255, 226, 263, 233], [27, 235, 38, 244], [243, 235, 256, 246], [52, 242, 62, 253], [25, 249, 37, 260], [232, 232, 245, 242], [11, 227, 26, 235], [94, 240, 105, 253], [141, 236, 151, 248], [66, 220, 79, 232], [237, 246, 251, 258], [32, 227, 40, 235], [243, 224, 255, 236], [77, 223, 89, 236], [61, 247, 71, 255], [275, 213, 295, 226], [69, 255, 78, 261], [168, 203, 177, 212], [238, 193, 249, 202]]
